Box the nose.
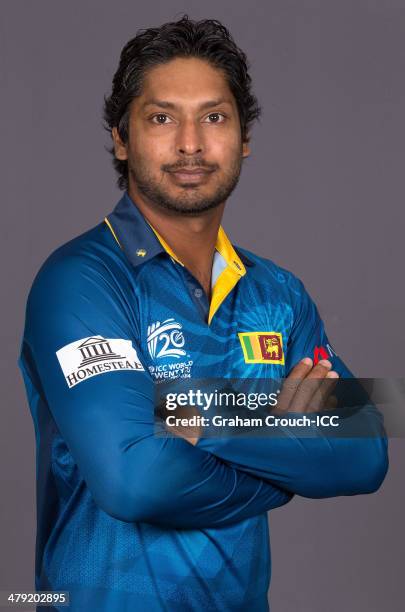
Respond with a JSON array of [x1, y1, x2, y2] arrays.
[[176, 118, 204, 156]]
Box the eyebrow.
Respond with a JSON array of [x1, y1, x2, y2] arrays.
[[142, 98, 233, 111]]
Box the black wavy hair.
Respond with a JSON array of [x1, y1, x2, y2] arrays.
[[103, 15, 261, 190]]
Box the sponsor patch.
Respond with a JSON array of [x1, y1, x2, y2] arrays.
[[56, 336, 144, 388], [238, 332, 284, 364], [313, 343, 337, 364]]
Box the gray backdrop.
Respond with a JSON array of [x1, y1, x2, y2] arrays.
[[1, 1, 404, 611]]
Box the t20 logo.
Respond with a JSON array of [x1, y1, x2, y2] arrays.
[[147, 318, 186, 359]]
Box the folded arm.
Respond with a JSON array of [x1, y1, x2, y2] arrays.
[[19, 253, 292, 528], [197, 278, 388, 498]]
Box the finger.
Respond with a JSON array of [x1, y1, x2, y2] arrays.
[[276, 357, 313, 412], [304, 360, 333, 380], [310, 372, 339, 412], [289, 360, 332, 412], [324, 393, 339, 411]]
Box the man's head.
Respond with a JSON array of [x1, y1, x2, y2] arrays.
[[104, 16, 261, 215]]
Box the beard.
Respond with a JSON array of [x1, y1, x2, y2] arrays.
[[128, 153, 243, 215]]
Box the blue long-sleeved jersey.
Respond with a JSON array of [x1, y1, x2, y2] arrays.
[[18, 192, 388, 611]]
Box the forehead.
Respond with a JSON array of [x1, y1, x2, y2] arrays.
[[136, 57, 236, 108]]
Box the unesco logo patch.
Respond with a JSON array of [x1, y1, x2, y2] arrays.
[[56, 336, 144, 388]]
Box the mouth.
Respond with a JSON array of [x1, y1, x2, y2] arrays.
[[168, 168, 215, 184]]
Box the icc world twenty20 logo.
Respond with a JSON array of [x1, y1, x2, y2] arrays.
[[147, 318, 186, 359]]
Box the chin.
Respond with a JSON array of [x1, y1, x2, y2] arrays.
[[160, 198, 222, 215]]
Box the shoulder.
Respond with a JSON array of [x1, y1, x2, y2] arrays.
[[23, 222, 139, 349], [25, 221, 136, 332], [235, 244, 310, 307], [29, 221, 129, 300]]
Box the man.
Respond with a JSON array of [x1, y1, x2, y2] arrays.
[[19, 16, 388, 612]]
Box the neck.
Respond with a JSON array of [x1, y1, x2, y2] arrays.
[[127, 187, 226, 299]]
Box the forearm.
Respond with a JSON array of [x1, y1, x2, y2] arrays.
[[197, 407, 388, 498], [89, 433, 293, 527]]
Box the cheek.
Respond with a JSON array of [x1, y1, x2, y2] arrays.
[[211, 134, 242, 164], [128, 136, 169, 169], [128, 119, 171, 155]]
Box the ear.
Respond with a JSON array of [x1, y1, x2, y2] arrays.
[[112, 127, 128, 161], [242, 139, 251, 159]]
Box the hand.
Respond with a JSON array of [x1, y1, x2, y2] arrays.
[[164, 357, 339, 442], [164, 406, 201, 446], [274, 357, 339, 414]]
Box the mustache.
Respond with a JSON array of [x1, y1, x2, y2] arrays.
[[162, 159, 218, 172]]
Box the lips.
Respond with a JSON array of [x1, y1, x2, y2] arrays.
[[169, 168, 214, 183], [170, 168, 212, 175]]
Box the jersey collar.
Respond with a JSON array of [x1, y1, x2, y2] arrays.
[[106, 192, 254, 270], [105, 193, 254, 324], [105, 192, 165, 268]]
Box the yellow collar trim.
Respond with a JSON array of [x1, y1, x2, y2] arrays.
[[208, 229, 246, 324], [104, 217, 121, 247], [149, 223, 246, 325], [215, 226, 246, 275], [149, 223, 246, 274], [147, 223, 184, 266]]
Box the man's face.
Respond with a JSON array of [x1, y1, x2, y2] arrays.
[[112, 57, 250, 215]]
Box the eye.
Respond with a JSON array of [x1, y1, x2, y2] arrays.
[[204, 112, 226, 123], [151, 114, 173, 124]]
